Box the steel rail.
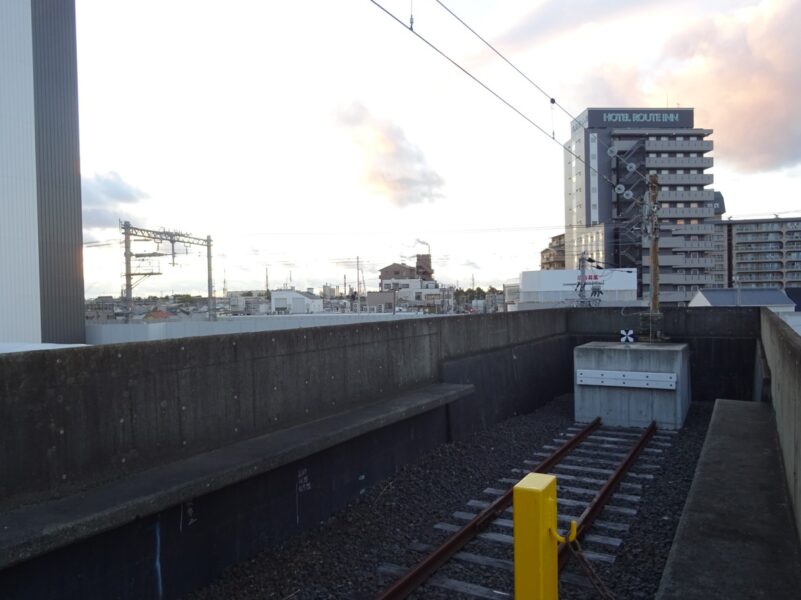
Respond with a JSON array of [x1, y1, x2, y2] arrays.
[[558, 421, 657, 569], [375, 417, 602, 600]]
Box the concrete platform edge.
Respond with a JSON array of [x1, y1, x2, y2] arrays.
[[655, 398, 801, 599], [0, 382, 473, 571]]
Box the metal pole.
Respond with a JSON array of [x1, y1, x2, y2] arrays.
[[123, 220, 132, 323], [207, 235, 215, 321], [356, 255, 361, 313], [649, 175, 660, 315]]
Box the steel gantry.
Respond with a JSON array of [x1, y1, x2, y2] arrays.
[[120, 220, 216, 321]]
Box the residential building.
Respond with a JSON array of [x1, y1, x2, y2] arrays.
[[377, 254, 448, 311], [564, 107, 724, 303], [271, 290, 323, 314], [366, 291, 396, 313], [379, 278, 447, 310], [717, 217, 801, 289], [540, 234, 566, 270], [378, 255, 434, 287], [379, 263, 416, 281]]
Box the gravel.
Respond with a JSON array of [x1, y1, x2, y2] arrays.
[[184, 397, 712, 600]]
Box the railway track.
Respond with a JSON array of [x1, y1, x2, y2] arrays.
[[376, 418, 675, 598]]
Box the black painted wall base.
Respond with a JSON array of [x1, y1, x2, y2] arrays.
[[0, 407, 452, 600]]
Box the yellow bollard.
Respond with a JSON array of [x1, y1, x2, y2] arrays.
[[513, 472, 559, 600]]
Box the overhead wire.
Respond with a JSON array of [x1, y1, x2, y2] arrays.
[[431, 0, 652, 183], [366, 0, 619, 191]]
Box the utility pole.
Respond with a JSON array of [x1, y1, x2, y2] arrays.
[[123, 221, 132, 322], [356, 255, 361, 313], [578, 251, 588, 303], [646, 174, 661, 316], [265, 266, 269, 295], [206, 235, 215, 320]]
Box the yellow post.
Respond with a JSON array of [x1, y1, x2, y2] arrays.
[[514, 472, 559, 600]]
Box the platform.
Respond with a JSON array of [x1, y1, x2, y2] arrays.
[[656, 399, 801, 599], [0, 383, 473, 572]]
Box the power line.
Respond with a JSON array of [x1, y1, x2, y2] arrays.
[[83, 239, 118, 247], [431, 0, 651, 183], [366, 0, 618, 190]]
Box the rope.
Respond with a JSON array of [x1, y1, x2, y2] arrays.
[[566, 538, 617, 600]]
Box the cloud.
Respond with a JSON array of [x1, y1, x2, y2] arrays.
[[564, 0, 801, 172], [338, 102, 444, 207], [653, 0, 801, 171], [498, 0, 668, 48], [462, 260, 481, 269], [82, 171, 148, 229]]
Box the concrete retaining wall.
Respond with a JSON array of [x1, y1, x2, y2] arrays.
[[761, 308, 801, 538], [567, 307, 759, 402], [0, 310, 568, 510], [442, 335, 572, 438], [85, 313, 431, 345], [0, 307, 758, 511]]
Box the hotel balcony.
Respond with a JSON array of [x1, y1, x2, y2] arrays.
[[654, 173, 714, 186], [645, 139, 713, 152], [646, 156, 713, 169], [657, 190, 715, 202], [658, 206, 715, 218]]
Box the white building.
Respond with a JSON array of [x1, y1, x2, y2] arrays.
[[379, 278, 450, 310], [508, 269, 638, 311], [271, 290, 324, 314]]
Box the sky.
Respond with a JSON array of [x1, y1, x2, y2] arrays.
[[76, 0, 801, 298]]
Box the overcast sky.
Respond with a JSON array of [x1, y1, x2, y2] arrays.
[[76, 0, 801, 297]]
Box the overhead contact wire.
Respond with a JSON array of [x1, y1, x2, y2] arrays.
[[432, 0, 651, 183], [366, 0, 617, 189]]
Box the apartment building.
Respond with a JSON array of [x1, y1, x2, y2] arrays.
[[719, 218, 801, 289], [540, 233, 566, 270]]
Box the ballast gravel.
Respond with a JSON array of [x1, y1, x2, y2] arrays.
[[185, 396, 712, 600]]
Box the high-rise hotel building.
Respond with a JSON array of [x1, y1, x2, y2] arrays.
[[564, 108, 725, 303]]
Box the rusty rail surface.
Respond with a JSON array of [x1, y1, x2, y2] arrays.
[[375, 417, 603, 600], [558, 421, 657, 569]]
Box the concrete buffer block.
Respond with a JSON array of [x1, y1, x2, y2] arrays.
[[574, 342, 691, 430]]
